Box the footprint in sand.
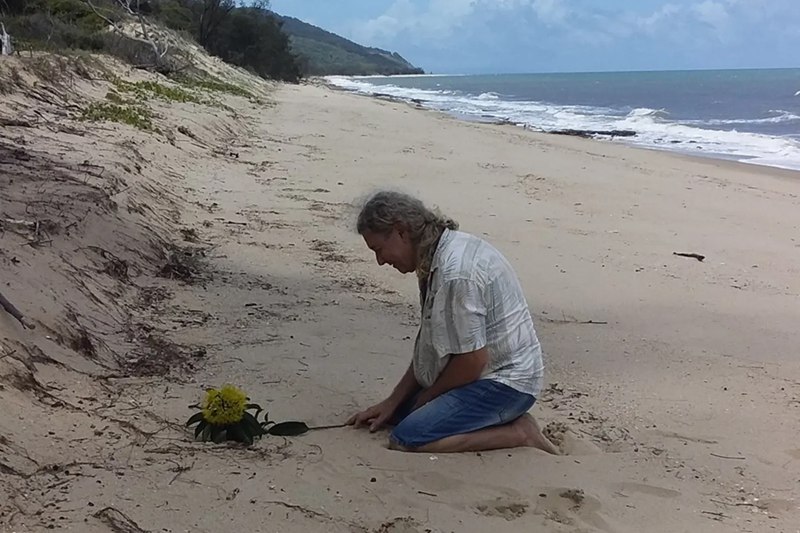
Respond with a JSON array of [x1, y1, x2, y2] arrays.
[[784, 448, 800, 460], [375, 517, 430, 533], [544, 421, 604, 455], [613, 482, 681, 499], [534, 487, 613, 532], [756, 498, 800, 514], [474, 498, 529, 521]]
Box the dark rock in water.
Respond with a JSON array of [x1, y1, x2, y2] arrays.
[[549, 129, 637, 139], [486, 117, 515, 126], [373, 93, 425, 107]]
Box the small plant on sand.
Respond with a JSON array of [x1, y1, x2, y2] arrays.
[[171, 74, 254, 99], [109, 76, 202, 104], [132, 80, 201, 104], [186, 384, 311, 445], [80, 101, 156, 131], [105, 90, 136, 105]]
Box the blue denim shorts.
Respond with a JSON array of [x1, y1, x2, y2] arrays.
[[389, 379, 536, 449]]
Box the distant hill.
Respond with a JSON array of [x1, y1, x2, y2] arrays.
[[272, 14, 424, 76]]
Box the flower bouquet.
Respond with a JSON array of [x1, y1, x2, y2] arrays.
[[185, 384, 311, 444]]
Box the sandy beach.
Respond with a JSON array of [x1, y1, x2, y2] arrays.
[[1, 56, 799, 532]]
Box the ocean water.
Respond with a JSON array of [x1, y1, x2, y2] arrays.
[[325, 69, 800, 171]]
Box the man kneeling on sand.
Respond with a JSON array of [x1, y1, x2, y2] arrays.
[[347, 191, 559, 455]]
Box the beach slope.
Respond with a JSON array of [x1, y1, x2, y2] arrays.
[[2, 67, 798, 532]]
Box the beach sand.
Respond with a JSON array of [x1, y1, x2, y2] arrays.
[[1, 57, 799, 532]]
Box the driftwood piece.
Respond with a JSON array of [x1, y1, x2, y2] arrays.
[[673, 252, 705, 262], [0, 23, 12, 56], [537, 314, 608, 325], [0, 118, 34, 128], [0, 290, 35, 329], [93, 507, 150, 533], [550, 128, 636, 138], [710, 452, 745, 460]]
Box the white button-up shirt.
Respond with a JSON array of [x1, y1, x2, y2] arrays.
[[413, 229, 545, 397]]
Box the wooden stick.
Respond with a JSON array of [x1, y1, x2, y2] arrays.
[[538, 315, 608, 325], [0, 290, 34, 329], [710, 498, 759, 508], [710, 453, 746, 460], [0, 118, 34, 127], [308, 423, 348, 431], [673, 252, 706, 262]]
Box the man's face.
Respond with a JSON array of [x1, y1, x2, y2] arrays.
[[362, 227, 416, 274]]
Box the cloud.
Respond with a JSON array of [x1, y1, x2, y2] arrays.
[[691, 1, 734, 41], [352, 0, 478, 45], [635, 4, 681, 34], [352, 0, 568, 46], [528, 0, 568, 24], [346, 0, 800, 73]]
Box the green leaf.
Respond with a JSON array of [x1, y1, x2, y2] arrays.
[[228, 424, 253, 445], [267, 421, 309, 437], [211, 425, 227, 443], [246, 403, 263, 420], [242, 412, 265, 436], [194, 420, 208, 439], [186, 412, 204, 427]]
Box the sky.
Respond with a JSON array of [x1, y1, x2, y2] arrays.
[[269, 0, 800, 74]]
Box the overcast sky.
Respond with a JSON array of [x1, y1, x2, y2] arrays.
[[270, 0, 799, 74]]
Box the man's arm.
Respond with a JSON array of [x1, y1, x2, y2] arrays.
[[389, 362, 422, 406], [413, 347, 489, 409], [347, 362, 421, 430]]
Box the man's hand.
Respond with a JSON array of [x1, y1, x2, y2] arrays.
[[346, 397, 400, 432]]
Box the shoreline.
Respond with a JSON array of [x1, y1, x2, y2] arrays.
[[315, 76, 800, 176]]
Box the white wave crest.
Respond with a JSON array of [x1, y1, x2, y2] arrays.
[[626, 108, 669, 120], [695, 111, 800, 127], [324, 76, 800, 171]]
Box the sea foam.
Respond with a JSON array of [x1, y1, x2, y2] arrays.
[[325, 76, 800, 171]]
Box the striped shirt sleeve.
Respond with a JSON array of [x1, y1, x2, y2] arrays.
[[430, 278, 488, 358]]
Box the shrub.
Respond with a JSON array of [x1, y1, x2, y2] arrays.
[[80, 101, 156, 131]]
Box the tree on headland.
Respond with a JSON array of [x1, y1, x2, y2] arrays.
[[83, 0, 171, 70], [0, 0, 303, 82], [205, 1, 301, 82], [195, 0, 233, 47]]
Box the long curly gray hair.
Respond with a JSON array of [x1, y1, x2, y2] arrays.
[[356, 191, 458, 281]]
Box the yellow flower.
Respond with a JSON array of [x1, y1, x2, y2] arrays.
[[202, 384, 247, 425]]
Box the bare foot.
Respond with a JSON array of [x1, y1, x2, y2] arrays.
[[516, 414, 561, 455]]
